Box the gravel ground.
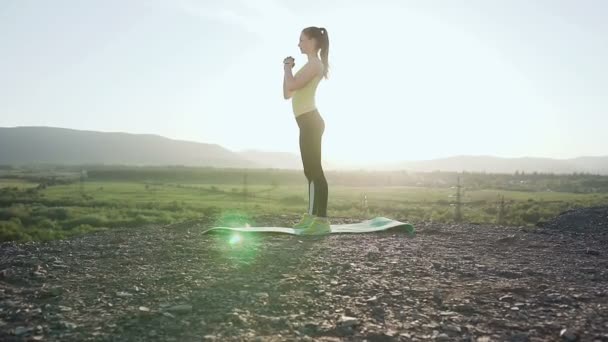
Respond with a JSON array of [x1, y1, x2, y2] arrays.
[[1, 209, 607, 341]]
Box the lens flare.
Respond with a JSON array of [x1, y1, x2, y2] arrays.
[[228, 233, 242, 245], [214, 210, 256, 228]]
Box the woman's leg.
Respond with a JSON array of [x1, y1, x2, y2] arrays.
[[310, 117, 328, 218], [298, 115, 314, 215], [297, 111, 328, 218]]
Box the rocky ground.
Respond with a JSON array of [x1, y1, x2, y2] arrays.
[[1, 207, 607, 341]]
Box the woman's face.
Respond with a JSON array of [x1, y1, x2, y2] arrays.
[[298, 32, 316, 54]]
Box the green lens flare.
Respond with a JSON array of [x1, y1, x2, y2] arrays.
[[212, 209, 259, 265], [214, 209, 256, 228], [228, 233, 242, 245]]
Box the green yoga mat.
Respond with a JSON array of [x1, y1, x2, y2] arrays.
[[202, 216, 415, 235]]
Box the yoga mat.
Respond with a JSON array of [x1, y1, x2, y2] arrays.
[[202, 216, 415, 235]]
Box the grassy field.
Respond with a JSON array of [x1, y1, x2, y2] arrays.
[[1, 167, 607, 242], [0, 178, 39, 189]]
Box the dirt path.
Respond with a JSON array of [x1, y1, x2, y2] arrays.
[[1, 214, 607, 341]]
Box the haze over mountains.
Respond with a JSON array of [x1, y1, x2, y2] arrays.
[[1, 126, 607, 175]]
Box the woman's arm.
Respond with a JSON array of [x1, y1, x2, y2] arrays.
[[283, 57, 295, 100], [283, 71, 294, 99], [284, 61, 322, 93]]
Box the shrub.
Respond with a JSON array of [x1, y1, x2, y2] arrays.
[[35, 206, 70, 220], [62, 215, 107, 229], [521, 208, 541, 224], [0, 219, 30, 242], [0, 204, 31, 221]]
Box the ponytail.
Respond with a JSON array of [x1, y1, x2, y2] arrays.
[[303, 26, 330, 79], [319, 27, 330, 79]]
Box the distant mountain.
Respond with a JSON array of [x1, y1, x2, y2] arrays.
[[0, 126, 256, 168], [235, 149, 301, 170], [236, 149, 336, 170], [1, 126, 607, 174], [360, 155, 608, 175]]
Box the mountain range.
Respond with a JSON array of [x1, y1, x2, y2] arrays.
[[1, 126, 606, 175]]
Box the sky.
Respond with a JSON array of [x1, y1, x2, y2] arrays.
[[1, 0, 607, 165]]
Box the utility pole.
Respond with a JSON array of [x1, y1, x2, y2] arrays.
[[79, 168, 87, 195], [453, 176, 463, 222], [243, 173, 248, 205], [361, 193, 369, 217], [497, 194, 506, 225]]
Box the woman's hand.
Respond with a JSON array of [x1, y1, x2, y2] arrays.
[[283, 56, 295, 70]]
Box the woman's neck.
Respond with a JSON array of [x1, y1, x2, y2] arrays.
[[306, 53, 320, 62]]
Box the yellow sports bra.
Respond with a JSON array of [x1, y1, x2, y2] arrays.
[[292, 64, 323, 117]]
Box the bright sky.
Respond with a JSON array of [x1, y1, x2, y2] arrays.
[[1, 0, 607, 165]]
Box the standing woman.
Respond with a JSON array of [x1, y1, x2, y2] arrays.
[[283, 26, 330, 235]]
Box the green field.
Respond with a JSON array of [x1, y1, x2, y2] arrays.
[[0, 178, 39, 189], [1, 167, 607, 242]]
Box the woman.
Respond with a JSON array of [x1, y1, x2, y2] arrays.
[[283, 26, 330, 235]]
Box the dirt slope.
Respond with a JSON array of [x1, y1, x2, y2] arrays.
[[1, 210, 607, 341]]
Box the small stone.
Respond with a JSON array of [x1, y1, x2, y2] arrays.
[[61, 321, 77, 329], [58, 305, 72, 312], [49, 286, 63, 296], [560, 329, 579, 341], [384, 329, 398, 337], [166, 304, 192, 314], [337, 315, 359, 327], [116, 291, 132, 297], [336, 325, 355, 336], [14, 326, 32, 336], [436, 333, 450, 341], [139, 306, 150, 312], [433, 289, 443, 305], [441, 323, 461, 334], [300, 321, 320, 335], [499, 295, 514, 302], [231, 312, 247, 324], [0, 269, 13, 279], [510, 332, 530, 342], [454, 304, 476, 314], [412, 312, 430, 320], [423, 322, 440, 329], [162, 312, 175, 318]]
